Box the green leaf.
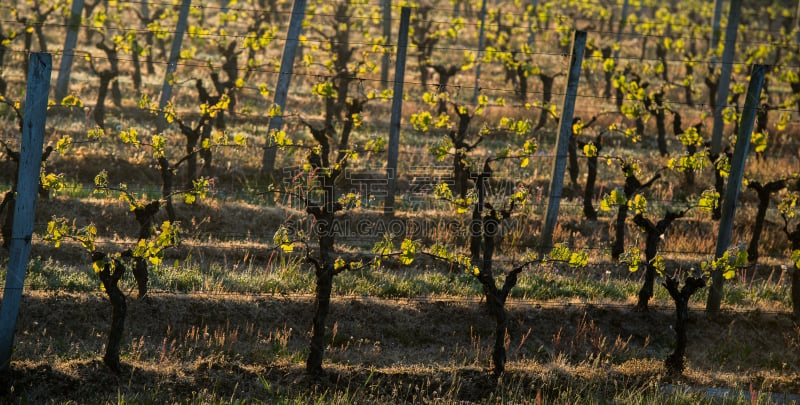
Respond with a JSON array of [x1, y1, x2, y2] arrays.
[[233, 134, 247, 146], [268, 103, 282, 117], [628, 194, 647, 215], [87, 127, 105, 140], [258, 83, 270, 97], [429, 138, 453, 162], [751, 131, 768, 153], [311, 82, 337, 99], [372, 233, 395, 256], [698, 189, 720, 212], [435, 113, 450, 129], [337, 192, 361, 208], [779, 192, 799, 218], [40, 172, 65, 192], [651, 255, 665, 277], [334, 257, 346, 270], [582, 143, 597, 157], [151, 135, 166, 158], [273, 226, 293, 253], [678, 126, 703, 147], [791, 250, 800, 268], [600, 189, 626, 211], [400, 239, 418, 265], [548, 244, 570, 262], [620, 247, 641, 272], [60, 94, 85, 107], [119, 127, 140, 146], [56, 136, 73, 154], [411, 111, 433, 132], [511, 189, 528, 204], [92, 259, 107, 274], [568, 251, 589, 267], [734, 250, 748, 268]]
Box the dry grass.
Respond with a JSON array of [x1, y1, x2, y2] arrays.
[[3, 291, 798, 403]]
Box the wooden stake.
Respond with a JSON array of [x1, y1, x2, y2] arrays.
[[384, 7, 410, 216], [54, 0, 84, 101], [156, 0, 191, 133], [472, 0, 488, 103], [540, 31, 587, 255], [710, 0, 742, 157], [527, 0, 539, 45], [261, 0, 308, 174], [380, 0, 392, 88], [0, 53, 52, 373], [706, 64, 766, 313], [613, 0, 629, 59], [710, 0, 724, 66]]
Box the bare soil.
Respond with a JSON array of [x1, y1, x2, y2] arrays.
[[2, 291, 799, 403]]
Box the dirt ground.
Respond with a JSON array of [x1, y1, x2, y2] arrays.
[[2, 291, 798, 403]]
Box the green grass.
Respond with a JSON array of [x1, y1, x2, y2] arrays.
[[16, 254, 792, 312], [21, 257, 96, 292]]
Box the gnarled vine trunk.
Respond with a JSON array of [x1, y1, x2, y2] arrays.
[[612, 204, 628, 261], [306, 260, 333, 375], [0, 43, 7, 94], [568, 136, 580, 199], [785, 229, 800, 320], [746, 180, 786, 263], [468, 165, 522, 377], [793, 268, 800, 321], [157, 157, 176, 222], [612, 170, 660, 261], [583, 154, 599, 221], [664, 276, 705, 376], [581, 135, 602, 221], [303, 134, 342, 375], [93, 74, 113, 129], [96, 257, 127, 373], [653, 93, 667, 157], [601, 47, 613, 98], [535, 74, 555, 130], [306, 189, 337, 374], [633, 211, 684, 311], [131, 41, 142, 96], [1, 192, 15, 249], [709, 152, 726, 221]]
